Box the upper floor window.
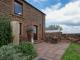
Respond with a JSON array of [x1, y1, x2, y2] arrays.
[[14, 0, 23, 15]]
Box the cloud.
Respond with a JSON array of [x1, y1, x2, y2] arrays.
[[33, 0, 47, 3], [62, 25, 80, 34], [42, 0, 80, 26], [42, 3, 62, 11], [71, 0, 77, 1], [42, 0, 80, 33], [32, 0, 60, 3]]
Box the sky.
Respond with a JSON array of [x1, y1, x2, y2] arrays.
[[26, 0, 80, 33]]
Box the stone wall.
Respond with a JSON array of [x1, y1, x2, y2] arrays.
[[45, 32, 62, 43], [62, 34, 80, 42]]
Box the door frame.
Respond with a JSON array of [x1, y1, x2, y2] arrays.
[[33, 25, 38, 41]]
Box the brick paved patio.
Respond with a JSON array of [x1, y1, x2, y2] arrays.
[[34, 42, 70, 60]]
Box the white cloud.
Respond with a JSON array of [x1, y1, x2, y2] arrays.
[[71, 0, 76, 1], [33, 0, 47, 3], [42, 3, 62, 12], [62, 25, 80, 34], [42, 0, 80, 33], [33, 0, 60, 3]]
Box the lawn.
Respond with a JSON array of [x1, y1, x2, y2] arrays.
[[61, 43, 80, 60]]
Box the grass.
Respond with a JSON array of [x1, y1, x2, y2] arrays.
[[61, 43, 80, 60]]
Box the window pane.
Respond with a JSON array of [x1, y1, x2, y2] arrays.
[[14, 1, 22, 15]]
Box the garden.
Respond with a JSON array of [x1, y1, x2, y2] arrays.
[[1, 16, 80, 60], [0, 16, 37, 60]]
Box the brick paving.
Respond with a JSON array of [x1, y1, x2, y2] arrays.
[[34, 42, 70, 60]]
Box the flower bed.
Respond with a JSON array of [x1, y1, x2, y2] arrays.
[[0, 42, 37, 60]]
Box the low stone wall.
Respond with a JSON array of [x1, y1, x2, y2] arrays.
[[45, 32, 80, 43], [61, 34, 80, 43], [45, 32, 62, 43]]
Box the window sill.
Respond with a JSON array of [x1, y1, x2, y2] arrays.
[[12, 14, 24, 18]]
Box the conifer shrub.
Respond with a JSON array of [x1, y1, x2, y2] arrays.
[[0, 16, 12, 47]]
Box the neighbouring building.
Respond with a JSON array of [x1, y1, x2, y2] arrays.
[[0, 0, 45, 43]]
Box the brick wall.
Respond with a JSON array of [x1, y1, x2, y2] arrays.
[[0, 0, 45, 43]]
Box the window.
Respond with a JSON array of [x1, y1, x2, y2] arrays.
[[14, 0, 23, 15]]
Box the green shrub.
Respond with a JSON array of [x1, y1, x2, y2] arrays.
[[0, 42, 37, 60], [0, 16, 12, 47], [19, 42, 37, 59], [0, 44, 22, 60]]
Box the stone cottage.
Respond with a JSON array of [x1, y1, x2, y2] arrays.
[[0, 0, 45, 44]]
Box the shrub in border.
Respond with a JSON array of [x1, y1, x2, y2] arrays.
[[0, 42, 37, 60], [19, 42, 37, 60], [0, 16, 12, 47]]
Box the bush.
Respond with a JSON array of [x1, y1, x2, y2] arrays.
[[46, 35, 58, 43], [0, 16, 12, 47], [0, 44, 22, 60], [19, 42, 37, 59], [0, 42, 37, 60]]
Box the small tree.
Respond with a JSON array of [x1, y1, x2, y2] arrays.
[[59, 26, 63, 32], [46, 24, 63, 32], [0, 16, 12, 47], [46, 25, 59, 30]]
